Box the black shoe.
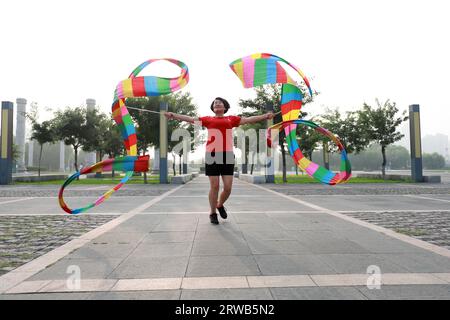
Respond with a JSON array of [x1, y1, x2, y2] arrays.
[[210, 213, 219, 225], [217, 206, 227, 219]]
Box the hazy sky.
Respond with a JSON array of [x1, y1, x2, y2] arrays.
[[1, 0, 449, 140]]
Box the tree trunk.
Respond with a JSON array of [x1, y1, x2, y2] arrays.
[[242, 147, 248, 174], [295, 165, 298, 176], [172, 154, 176, 176], [95, 151, 102, 179], [108, 153, 115, 178], [74, 146, 79, 180], [381, 145, 387, 178], [143, 151, 148, 184], [74, 146, 79, 172], [179, 154, 182, 175], [38, 144, 43, 177], [281, 143, 287, 183], [323, 142, 330, 170]]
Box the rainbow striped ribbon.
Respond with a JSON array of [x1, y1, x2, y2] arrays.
[[230, 53, 351, 185], [59, 59, 189, 214]]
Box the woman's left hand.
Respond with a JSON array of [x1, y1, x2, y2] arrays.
[[266, 112, 274, 120]]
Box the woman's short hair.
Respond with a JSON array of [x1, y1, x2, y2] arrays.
[[210, 97, 230, 113]]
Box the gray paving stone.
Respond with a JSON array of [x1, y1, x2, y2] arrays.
[[196, 221, 242, 231], [146, 201, 210, 212], [357, 285, 450, 300], [111, 220, 161, 233], [347, 234, 427, 254], [237, 222, 286, 231], [67, 243, 137, 259], [142, 232, 195, 244], [227, 200, 312, 212], [337, 196, 449, 211], [395, 296, 450, 300], [379, 253, 450, 273], [131, 242, 193, 258], [3, 176, 450, 300], [316, 254, 411, 274], [0, 214, 117, 274], [296, 237, 368, 254], [270, 286, 368, 300], [241, 229, 298, 241], [292, 230, 370, 254], [343, 210, 450, 250], [255, 254, 336, 275], [108, 256, 189, 279], [264, 183, 450, 196], [246, 239, 312, 255], [91, 232, 147, 245], [181, 288, 273, 300], [192, 239, 251, 256], [28, 257, 123, 280], [194, 231, 247, 243], [88, 290, 181, 300], [0, 292, 91, 300], [152, 219, 198, 232], [232, 213, 273, 224], [186, 256, 261, 277]]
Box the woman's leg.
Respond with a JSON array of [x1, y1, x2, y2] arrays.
[[208, 176, 220, 214], [217, 175, 233, 208]]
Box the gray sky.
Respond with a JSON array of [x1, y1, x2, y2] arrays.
[[1, 0, 449, 140]]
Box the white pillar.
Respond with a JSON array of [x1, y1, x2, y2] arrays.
[[86, 98, 97, 166], [152, 148, 160, 172], [28, 140, 34, 167], [16, 98, 27, 171], [59, 141, 65, 172]]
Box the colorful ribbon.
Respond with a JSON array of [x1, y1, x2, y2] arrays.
[[59, 59, 189, 214], [230, 53, 351, 184]]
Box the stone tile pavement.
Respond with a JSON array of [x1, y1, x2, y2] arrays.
[[0, 176, 450, 300]]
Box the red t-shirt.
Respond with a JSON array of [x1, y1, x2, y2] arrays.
[[198, 115, 241, 152]]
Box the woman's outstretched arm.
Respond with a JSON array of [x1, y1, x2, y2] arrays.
[[164, 112, 197, 124], [239, 112, 274, 125]]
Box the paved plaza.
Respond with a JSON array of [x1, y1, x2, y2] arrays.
[[0, 175, 450, 300]]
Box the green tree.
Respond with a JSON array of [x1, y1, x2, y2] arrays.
[[357, 99, 408, 177], [386, 145, 409, 169], [127, 92, 199, 181], [423, 152, 445, 169], [296, 124, 322, 161], [319, 108, 370, 154], [12, 143, 21, 162], [238, 84, 315, 182], [30, 121, 56, 177], [25, 102, 56, 176], [166, 92, 199, 176], [100, 119, 124, 159], [97, 117, 124, 177], [81, 107, 109, 160], [237, 86, 273, 175], [53, 106, 104, 173]]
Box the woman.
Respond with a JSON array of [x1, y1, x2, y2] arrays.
[[165, 97, 274, 224]]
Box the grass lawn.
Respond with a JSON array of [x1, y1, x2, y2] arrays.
[[275, 174, 410, 184], [15, 173, 411, 185], [15, 175, 165, 185]]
